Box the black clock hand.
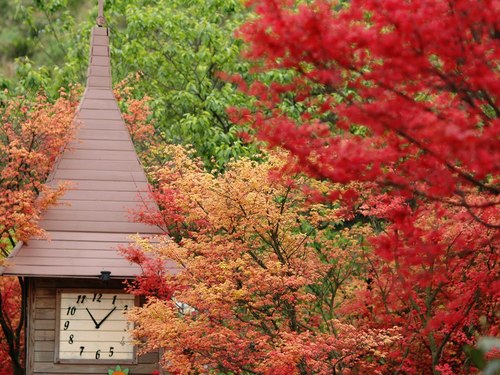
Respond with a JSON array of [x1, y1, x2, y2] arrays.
[[85, 308, 99, 328], [96, 306, 117, 329]]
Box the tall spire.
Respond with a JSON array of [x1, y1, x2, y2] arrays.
[[0, 13, 174, 278], [86, 23, 111, 90], [97, 0, 106, 27]]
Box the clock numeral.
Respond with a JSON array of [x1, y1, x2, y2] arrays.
[[124, 304, 128, 311], [63, 321, 70, 330], [66, 306, 76, 316], [68, 334, 74, 344], [76, 294, 86, 304], [120, 336, 126, 346], [93, 293, 102, 302], [109, 346, 114, 357], [79, 346, 85, 356], [112, 295, 117, 305], [95, 349, 101, 359]]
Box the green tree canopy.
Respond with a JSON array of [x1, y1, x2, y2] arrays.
[[106, 0, 258, 168]]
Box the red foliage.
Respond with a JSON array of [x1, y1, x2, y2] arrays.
[[230, 0, 499, 373], [237, 0, 498, 201], [0, 277, 21, 375], [120, 243, 176, 300]]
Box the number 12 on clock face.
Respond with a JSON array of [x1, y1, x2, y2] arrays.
[[56, 291, 136, 362]]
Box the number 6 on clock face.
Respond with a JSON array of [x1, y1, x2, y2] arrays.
[[55, 290, 137, 363]]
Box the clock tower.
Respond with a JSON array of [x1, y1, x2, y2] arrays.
[[0, 3, 175, 374]]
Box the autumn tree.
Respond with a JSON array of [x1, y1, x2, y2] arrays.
[[123, 145, 404, 374], [0, 89, 78, 374], [225, 0, 499, 373]]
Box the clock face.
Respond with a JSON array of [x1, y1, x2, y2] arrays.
[[56, 290, 136, 362]]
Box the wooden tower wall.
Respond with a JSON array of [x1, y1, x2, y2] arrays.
[[27, 278, 160, 375]]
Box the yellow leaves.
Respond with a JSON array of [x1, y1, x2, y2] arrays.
[[147, 144, 372, 288], [128, 298, 179, 352]]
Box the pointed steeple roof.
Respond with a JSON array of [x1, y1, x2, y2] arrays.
[[1, 25, 174, 278]]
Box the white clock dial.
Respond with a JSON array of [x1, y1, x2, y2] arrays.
[[56, 290, 136, 362]]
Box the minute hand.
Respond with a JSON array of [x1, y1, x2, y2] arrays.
[[96, 306, 117, 329]]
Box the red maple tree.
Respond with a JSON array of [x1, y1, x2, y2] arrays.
[[227, 0, 499, 373]]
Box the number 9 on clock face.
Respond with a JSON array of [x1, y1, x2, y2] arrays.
[[56, 290, 136, 362]]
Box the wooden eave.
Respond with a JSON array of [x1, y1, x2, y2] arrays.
[[1, 27, 175, 279]]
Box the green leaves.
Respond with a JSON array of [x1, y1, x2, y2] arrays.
[[2, 0, 262, 167], [105, 0, 258, 169], [464, 337, 500, 375], [1, 0, 91, 98]]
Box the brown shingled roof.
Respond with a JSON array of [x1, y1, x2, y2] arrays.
[[1, 27, 175, 279]]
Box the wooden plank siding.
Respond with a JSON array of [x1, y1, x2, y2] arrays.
[[28, 278, 161, 375]]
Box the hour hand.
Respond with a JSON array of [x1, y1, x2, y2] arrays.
[[85, 308, 99, 328], [96, 306, 117, 329]]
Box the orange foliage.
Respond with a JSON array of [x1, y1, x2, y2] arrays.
[[0, 89, 79, 250], [0, 88, 79, 373], [125, 141, 498, 373], [114, 76, 156, 148], [123, 146, 401, 374]]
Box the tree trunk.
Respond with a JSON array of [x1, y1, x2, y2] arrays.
[[11, 359, 25, 375]]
